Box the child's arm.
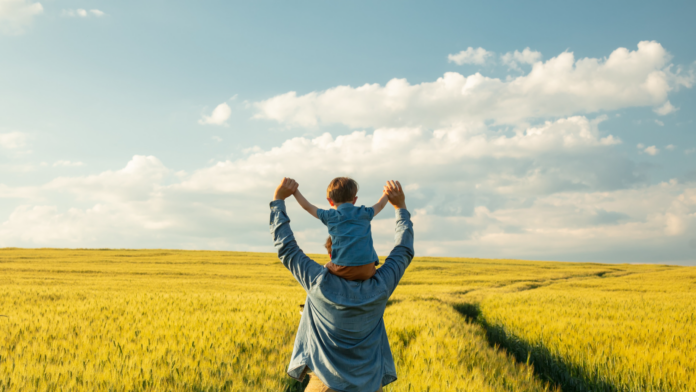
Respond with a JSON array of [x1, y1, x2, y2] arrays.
[[371, 191, 389, 216], [293, 189, 319, 219]]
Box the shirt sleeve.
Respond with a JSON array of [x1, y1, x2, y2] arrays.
[[316, 208, 330, 226], [374, 208, 414, 295], [270, 200, 325, 292], [363, 206, 375, 220]]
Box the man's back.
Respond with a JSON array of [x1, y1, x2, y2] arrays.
[[296, 271, 395, 392], [270, 179, 413, 392]]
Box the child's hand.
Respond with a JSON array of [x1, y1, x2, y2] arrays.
[[384, 180, 406, 210], [274, 178, 299, 201]]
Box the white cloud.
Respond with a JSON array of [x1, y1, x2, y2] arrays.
[[501, 47, 542, 71], [199, 102, 232, 126], [212, 136, 223, 142], [0, 131, 28, 149], [448, 47, 495, 65], [62, 9, 105, 18], [637, 143, 645, 149], [255, 42, 693, 128], [685, 148, 695, 155], [0, 0, 42, 34], [654, 100, 677, 115], [46, 155, 168, 202], [644, 145, 659, 156], [655, 119, 664, 126], [53, 160, 84, 167], [665, 144, 675, 151]]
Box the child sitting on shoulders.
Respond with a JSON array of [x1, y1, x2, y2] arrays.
[[293, 177, 389, 281]]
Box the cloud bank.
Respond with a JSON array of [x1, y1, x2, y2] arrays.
[[255, 42, 692, 129], [1, 127, 693, 262]]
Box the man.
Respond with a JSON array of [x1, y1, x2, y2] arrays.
[[270, 178, 414, 392]]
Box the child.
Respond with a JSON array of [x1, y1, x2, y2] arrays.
[[293, 177, 389, 281]]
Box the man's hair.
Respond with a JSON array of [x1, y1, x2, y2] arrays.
[[326, 177, 359, 203]]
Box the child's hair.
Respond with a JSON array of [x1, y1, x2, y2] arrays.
[[327, 177, 359, 203]]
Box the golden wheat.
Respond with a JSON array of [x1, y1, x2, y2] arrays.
[[0, 248, 693, 391]]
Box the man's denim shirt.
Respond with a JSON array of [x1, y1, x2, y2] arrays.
[[269, 200, 414, 392]]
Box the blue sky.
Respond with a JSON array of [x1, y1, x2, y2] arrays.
[[1, 0, 695, 264]]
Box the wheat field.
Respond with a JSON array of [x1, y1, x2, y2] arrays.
[[0, 248, 693, 391]]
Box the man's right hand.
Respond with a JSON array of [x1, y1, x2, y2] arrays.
[[274, 177, 299, 201], [384, 180, 406, 210]]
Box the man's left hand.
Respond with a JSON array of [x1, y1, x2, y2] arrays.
[[274, 177, 299, 201]]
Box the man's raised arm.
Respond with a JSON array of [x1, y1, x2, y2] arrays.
[[270, 178, 324, 291], [375, 181, 415, 294]]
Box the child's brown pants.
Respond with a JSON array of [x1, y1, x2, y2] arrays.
[[325, 261, 377, 281]]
